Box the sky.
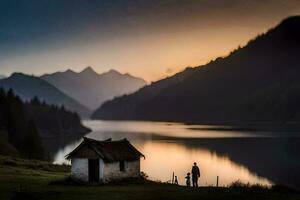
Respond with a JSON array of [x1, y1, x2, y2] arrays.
[[0, 0, 299, 82]]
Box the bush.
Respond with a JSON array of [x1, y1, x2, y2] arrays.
[[229, 180, 268, 191]]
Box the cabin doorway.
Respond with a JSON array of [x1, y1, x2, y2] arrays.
[[88, 159, 99, 183]]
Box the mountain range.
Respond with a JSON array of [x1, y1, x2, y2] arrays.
[[0, 73, 91, 117], [92, 16, 300, 125], [0, 68, 146, 118], [41, 67, 146, 110]]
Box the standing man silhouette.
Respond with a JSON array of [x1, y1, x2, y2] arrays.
[[191, 162, 200, 187]]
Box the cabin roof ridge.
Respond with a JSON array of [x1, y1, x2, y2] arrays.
[[83, 137, 128, 143], [66, 137, 144, 161]]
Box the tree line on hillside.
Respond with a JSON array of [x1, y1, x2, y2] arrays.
[[0, 88, 44, 159], [0, 88, 89, 160], [24, 96, 85, 137]]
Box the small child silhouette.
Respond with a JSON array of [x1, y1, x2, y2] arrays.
[[174, 176, 179, 185], [185, 172, 191, 187]]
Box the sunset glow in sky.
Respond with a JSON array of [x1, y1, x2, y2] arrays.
[[0, 0, 299, 81]]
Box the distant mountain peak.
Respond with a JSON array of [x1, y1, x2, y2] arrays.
[[275, 16, 300, 37], [0, 73, 91, 117], [108, 69, 119, 73], [41, 67, 146, 110], [103, 69, 122, 76], [80, 66, 98, 75], [65, 69, 75, 74], [10, 72, 28, 78], [279, 15, 300, 26]]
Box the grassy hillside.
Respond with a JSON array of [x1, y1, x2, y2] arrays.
[[0, 155, 299, 200]]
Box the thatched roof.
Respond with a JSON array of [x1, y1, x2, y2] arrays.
[[66, 137, 144, 162]]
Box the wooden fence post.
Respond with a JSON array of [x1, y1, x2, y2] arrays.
[[216, 176, 219, 187]]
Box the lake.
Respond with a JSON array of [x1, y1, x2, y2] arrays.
[[53, 120, 300, 187]]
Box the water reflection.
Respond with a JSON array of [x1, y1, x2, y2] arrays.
[[137, 141, 271, 186], [82, 120, 264, 138], [53, 120, 287, 186]]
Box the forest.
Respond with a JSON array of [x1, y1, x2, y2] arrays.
[[0, 88, 90, 160]]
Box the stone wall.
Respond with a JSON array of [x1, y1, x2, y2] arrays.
[[103, 159, 140, 182], [71, 158, 140, 183], [71, 158, 88, 182]]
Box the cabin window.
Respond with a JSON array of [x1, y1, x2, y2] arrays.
[[119, 161, 125, 172]]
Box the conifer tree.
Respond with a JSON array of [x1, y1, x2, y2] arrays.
[[22, 120, 44, 160], [6, 89, 27, 149]]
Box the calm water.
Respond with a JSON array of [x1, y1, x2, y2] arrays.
[[53, 120, 300, 187]]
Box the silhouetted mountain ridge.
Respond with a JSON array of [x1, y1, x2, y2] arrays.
[[41, 67, 147, 110], [92, 16, 300, 125], [0, 73, 90, 117]]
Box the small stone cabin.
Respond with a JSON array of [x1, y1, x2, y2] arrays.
[[66, 137, 144, 183]]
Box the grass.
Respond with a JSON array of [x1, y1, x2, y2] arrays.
[[0, 155, 299, 200]]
